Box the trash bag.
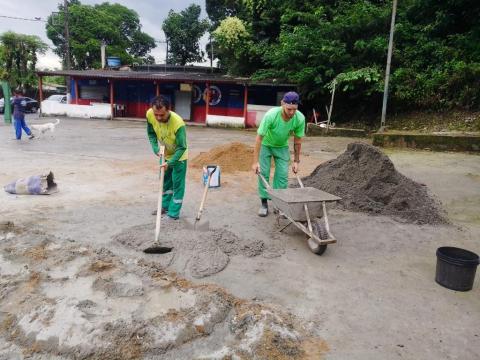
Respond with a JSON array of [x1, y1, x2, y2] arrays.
[[4, 171, 58, 195]]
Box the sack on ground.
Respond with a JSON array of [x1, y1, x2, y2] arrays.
[[4, 172, 58, 195]]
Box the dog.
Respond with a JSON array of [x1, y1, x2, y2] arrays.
[[31, 119, 61, 134]]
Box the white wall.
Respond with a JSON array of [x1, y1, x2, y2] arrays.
[[247, 104, 275, 127], [41, 101, 111, 119], [206, 114, 245, 128]]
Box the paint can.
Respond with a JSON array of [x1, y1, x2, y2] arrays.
[[202, 165, 220, 188]]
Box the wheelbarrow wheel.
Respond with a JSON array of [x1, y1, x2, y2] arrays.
[[307, 219, 328, 255]]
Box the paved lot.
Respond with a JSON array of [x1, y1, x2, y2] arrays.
[[0, 115, 479, 359]]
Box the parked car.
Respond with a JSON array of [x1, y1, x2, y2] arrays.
[[0, 97, 39, 114], [46, 94, 67, 103]]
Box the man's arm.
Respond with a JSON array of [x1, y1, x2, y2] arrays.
[[166, 126, 187, 166], [252, 134, 263, 174], [146, 121, 159, 155]]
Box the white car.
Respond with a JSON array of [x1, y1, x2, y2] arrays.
[[46, 94, 67, 103]]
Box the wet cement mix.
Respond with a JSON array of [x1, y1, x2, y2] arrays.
[[0, 223, 327, 359], [190, 142, 254, 173], [112, 219, 265, 279], [302, 142, 448, 225]]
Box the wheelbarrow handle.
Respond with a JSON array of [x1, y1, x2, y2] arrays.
[[296, 174, 304, 188]]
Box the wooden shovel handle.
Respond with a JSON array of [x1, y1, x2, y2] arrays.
[[196, 166, 217, 221], [155, 146, 165, 242]]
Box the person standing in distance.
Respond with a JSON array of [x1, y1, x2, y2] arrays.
[[12, 89, 34, 140]]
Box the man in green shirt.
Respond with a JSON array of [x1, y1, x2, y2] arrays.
[[146, 96, 188, 220], [252, 91, 305, 216]]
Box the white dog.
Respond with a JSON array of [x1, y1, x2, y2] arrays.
[[31, 119, 61, 134]]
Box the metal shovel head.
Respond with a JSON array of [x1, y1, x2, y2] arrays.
[[143, 242, 173, 254], [182, 217, 210, 231]]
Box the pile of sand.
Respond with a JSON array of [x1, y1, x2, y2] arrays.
[[190, 142, 254, 173], [302, 142, 448, 225]]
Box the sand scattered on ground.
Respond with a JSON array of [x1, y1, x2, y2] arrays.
[[302, 142, 448, 225], [190, 142, 254, 173], [0, 223, 325, 359]]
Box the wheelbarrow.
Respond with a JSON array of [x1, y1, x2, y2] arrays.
[[258, 173, 341, 255]]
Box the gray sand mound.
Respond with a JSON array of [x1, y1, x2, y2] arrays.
[[302, 143, 448, 225]]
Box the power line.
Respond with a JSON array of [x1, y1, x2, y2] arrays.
[[0, 15, 46, 22]]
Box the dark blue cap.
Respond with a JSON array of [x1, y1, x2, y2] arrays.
[[282, 91, 300, 105]]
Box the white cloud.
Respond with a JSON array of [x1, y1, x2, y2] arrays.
[[36, 49, 62, 70]]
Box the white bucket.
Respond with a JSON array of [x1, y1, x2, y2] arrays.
[[202, 165, 220, 188]]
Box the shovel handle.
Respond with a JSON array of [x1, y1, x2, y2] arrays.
[[196, 166, 217, 220], [155, 146, 165, 242], [257, 172, 272, 190]]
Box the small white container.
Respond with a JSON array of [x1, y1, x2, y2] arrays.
[[202, 165, 220, 188]]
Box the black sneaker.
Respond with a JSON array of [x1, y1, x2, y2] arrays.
[[28, 134, 35, 139]]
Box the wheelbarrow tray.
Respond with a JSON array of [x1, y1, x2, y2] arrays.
[[268, 187, 341, 222]]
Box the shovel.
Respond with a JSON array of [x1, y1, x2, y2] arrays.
[[184, 165, 218, 231], [144, 146, 173, 254]]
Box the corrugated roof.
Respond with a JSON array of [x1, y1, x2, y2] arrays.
[[36, 69, 294, 87]]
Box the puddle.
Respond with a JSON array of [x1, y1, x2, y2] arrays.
[[142, 288, 197, 319], [42, 276, 99, 301], [0, 254, 27, 276], [18, 298, 102, 348]]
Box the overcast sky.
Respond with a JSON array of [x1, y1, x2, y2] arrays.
[[0, 0, 207, 69]]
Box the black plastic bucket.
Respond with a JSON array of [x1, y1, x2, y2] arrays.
[[435, 247, 479, 291]]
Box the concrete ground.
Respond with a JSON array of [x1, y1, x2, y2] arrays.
[[0, 114, 479, 359]]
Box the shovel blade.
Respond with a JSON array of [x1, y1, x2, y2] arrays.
[[181, 217, 210, 231], [143, 242, 173, 254]]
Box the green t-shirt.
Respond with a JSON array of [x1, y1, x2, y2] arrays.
[[257, 107, 305, 147]]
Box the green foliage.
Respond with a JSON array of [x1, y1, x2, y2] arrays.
[[207, 0, 480, 113], [331, 67, 382, 94], [206, 0, 245, 28], [162, 4, 209, 66], [46, 1, 155, 70], [0, 31, 48, 90], [43, 76, 66, 86]]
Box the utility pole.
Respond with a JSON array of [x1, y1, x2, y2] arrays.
[[379, 0, 398, 132], [64, 0, 71, 101], [209, 32, 214, 71]]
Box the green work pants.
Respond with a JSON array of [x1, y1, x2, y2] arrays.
[[258, 145, 290, 200], [162, 160, 187, 218]]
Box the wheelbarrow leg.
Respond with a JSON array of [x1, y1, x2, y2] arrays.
[[278, 220, 293, 233]]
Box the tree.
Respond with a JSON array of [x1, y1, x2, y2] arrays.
[[162, 4, 209, 66], [0, 31, 48, 90], [213, 17, 258, 74], [46, 1, 155, 70], [206, 0, 244, 28], [208, 0, 480, 113]]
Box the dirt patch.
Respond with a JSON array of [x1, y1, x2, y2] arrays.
[[22, 242, 48, 260], [89, 260, 115, 272], [112, 221, 264, 278], [302, 143, 448, 224], [190, 142, 254, 173], [0, 228, 325, 359]]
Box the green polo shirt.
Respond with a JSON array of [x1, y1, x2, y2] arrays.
[[257, 107, 305, 147]]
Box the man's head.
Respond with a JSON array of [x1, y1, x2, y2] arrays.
[[13, 89, 23, 97], [280, 91, 300, 120], [151, 95, 171, 122]]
